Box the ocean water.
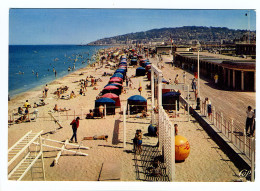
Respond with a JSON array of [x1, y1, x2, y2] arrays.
[[9, 45, 108, 98]]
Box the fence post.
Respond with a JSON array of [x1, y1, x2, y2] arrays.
[[220, 112, 223, 133], [104, 104, 106, 119], [175, 100, 177, 117], [213, 106, 216, 125], [251, 137, 255, 182], [187, 85, 190, 122], [231, 119, 234, 143], [81, 106, 83, 120], [128, 104, 130, 118], [170, 120, 175, 182], [243, 129, 247, 154], [123, 106, 126, 148]]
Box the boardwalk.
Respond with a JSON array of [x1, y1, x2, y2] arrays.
[[150, 54, 256, 134]]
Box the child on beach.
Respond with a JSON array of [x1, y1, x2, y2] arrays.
[[135, 130, 143, 154]]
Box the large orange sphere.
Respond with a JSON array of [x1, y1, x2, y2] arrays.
[[175, 135, 190, 161]]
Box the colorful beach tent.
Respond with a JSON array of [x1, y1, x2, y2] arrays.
[[109, 77, 123, 84], [95, 97, 116, 115], [102, 85, 121, 96], [127, 95, 147, 114], [104, 83, 122, 91], [111, 73, 124, 79], [101, 93, 121, 107], [130, 59, 138, 66], [162, 91, 180, 110], [136, 67, 146, 76]]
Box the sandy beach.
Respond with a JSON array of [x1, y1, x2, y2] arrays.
[[7, 47, 242, 182]]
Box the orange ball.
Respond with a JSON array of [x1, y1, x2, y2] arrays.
[[175, 135, 190, 161]]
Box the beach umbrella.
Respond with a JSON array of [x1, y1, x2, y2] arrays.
[[95, 97, 116, 115], [162, 92, 181, 111], [111, 73, 124, 79], [101, 93, 121, 107], [136, 67, 146, 76], [102, 85, 121, 96], [127, 95, 147, 114]]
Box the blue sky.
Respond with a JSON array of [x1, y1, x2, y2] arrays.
[[9, 9, 256, 45]]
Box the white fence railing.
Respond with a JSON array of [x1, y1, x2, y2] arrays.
[[158, 106, 175, 181]]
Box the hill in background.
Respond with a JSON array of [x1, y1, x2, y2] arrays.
[[88, 26, 256, 46]]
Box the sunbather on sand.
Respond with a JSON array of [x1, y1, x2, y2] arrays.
[[53, 104, 70, 112], [15, 114, 28, 124], [83, 135, 108, 142]]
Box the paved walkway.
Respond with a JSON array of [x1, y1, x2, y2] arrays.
[[149, 55, 256, 133]]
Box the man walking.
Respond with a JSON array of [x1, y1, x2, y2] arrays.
[[245, 106, 254, 137], [70, 117, 80, 143]]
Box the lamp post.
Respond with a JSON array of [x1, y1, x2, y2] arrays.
[[196, 42, 201, 110]]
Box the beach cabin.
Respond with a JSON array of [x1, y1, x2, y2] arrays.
[[162, 91, 180, 111], [101, 93, 121, 107], [95, 97, 116, 115], [127, 95, 147, 114], [136, 67, 146, 76], [102, 85, 121, 96]]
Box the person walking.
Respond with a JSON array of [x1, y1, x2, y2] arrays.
[[183, 72, 186, 84], [205, 97, 212, 118], [44, 84, 49, 97], [245, 106, 254, 136], [174, 74, 179, 85], [70, 117, 80, 143], [214, 73, 219, 84]]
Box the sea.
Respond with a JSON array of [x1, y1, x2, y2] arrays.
[[9, 45, 109, 98]]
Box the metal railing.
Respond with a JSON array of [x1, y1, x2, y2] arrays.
[[200, 100, 255, 163]]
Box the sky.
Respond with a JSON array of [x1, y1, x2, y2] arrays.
[[9, 9, 256, 45]]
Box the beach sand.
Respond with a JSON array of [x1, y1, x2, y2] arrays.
[[8, 49, 242, 182]]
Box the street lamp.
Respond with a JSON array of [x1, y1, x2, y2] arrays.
[[196, 41, 201, 110]]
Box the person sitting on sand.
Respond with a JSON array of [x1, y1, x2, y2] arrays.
[[79, 88, 85, 96], [99, 104, 104, 118], [83, 135, 108, 142], [15, 114, 27, 124], [70, 91, 76, 99], [53, 104, 59, 112], [86, 109, 94, 119], [140, 110, 148, 118], [18, 107, 23, 115], [33, 102, 38, 108], [38, 99, 46, 106]]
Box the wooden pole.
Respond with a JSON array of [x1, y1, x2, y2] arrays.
[[104, 104, 106, 119], [187, 85, 190, 122], [123, 106, 126, 148], [251, 137, 255, 182]]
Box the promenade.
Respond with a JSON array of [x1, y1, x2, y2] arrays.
[[150, 54, 256, 134]]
